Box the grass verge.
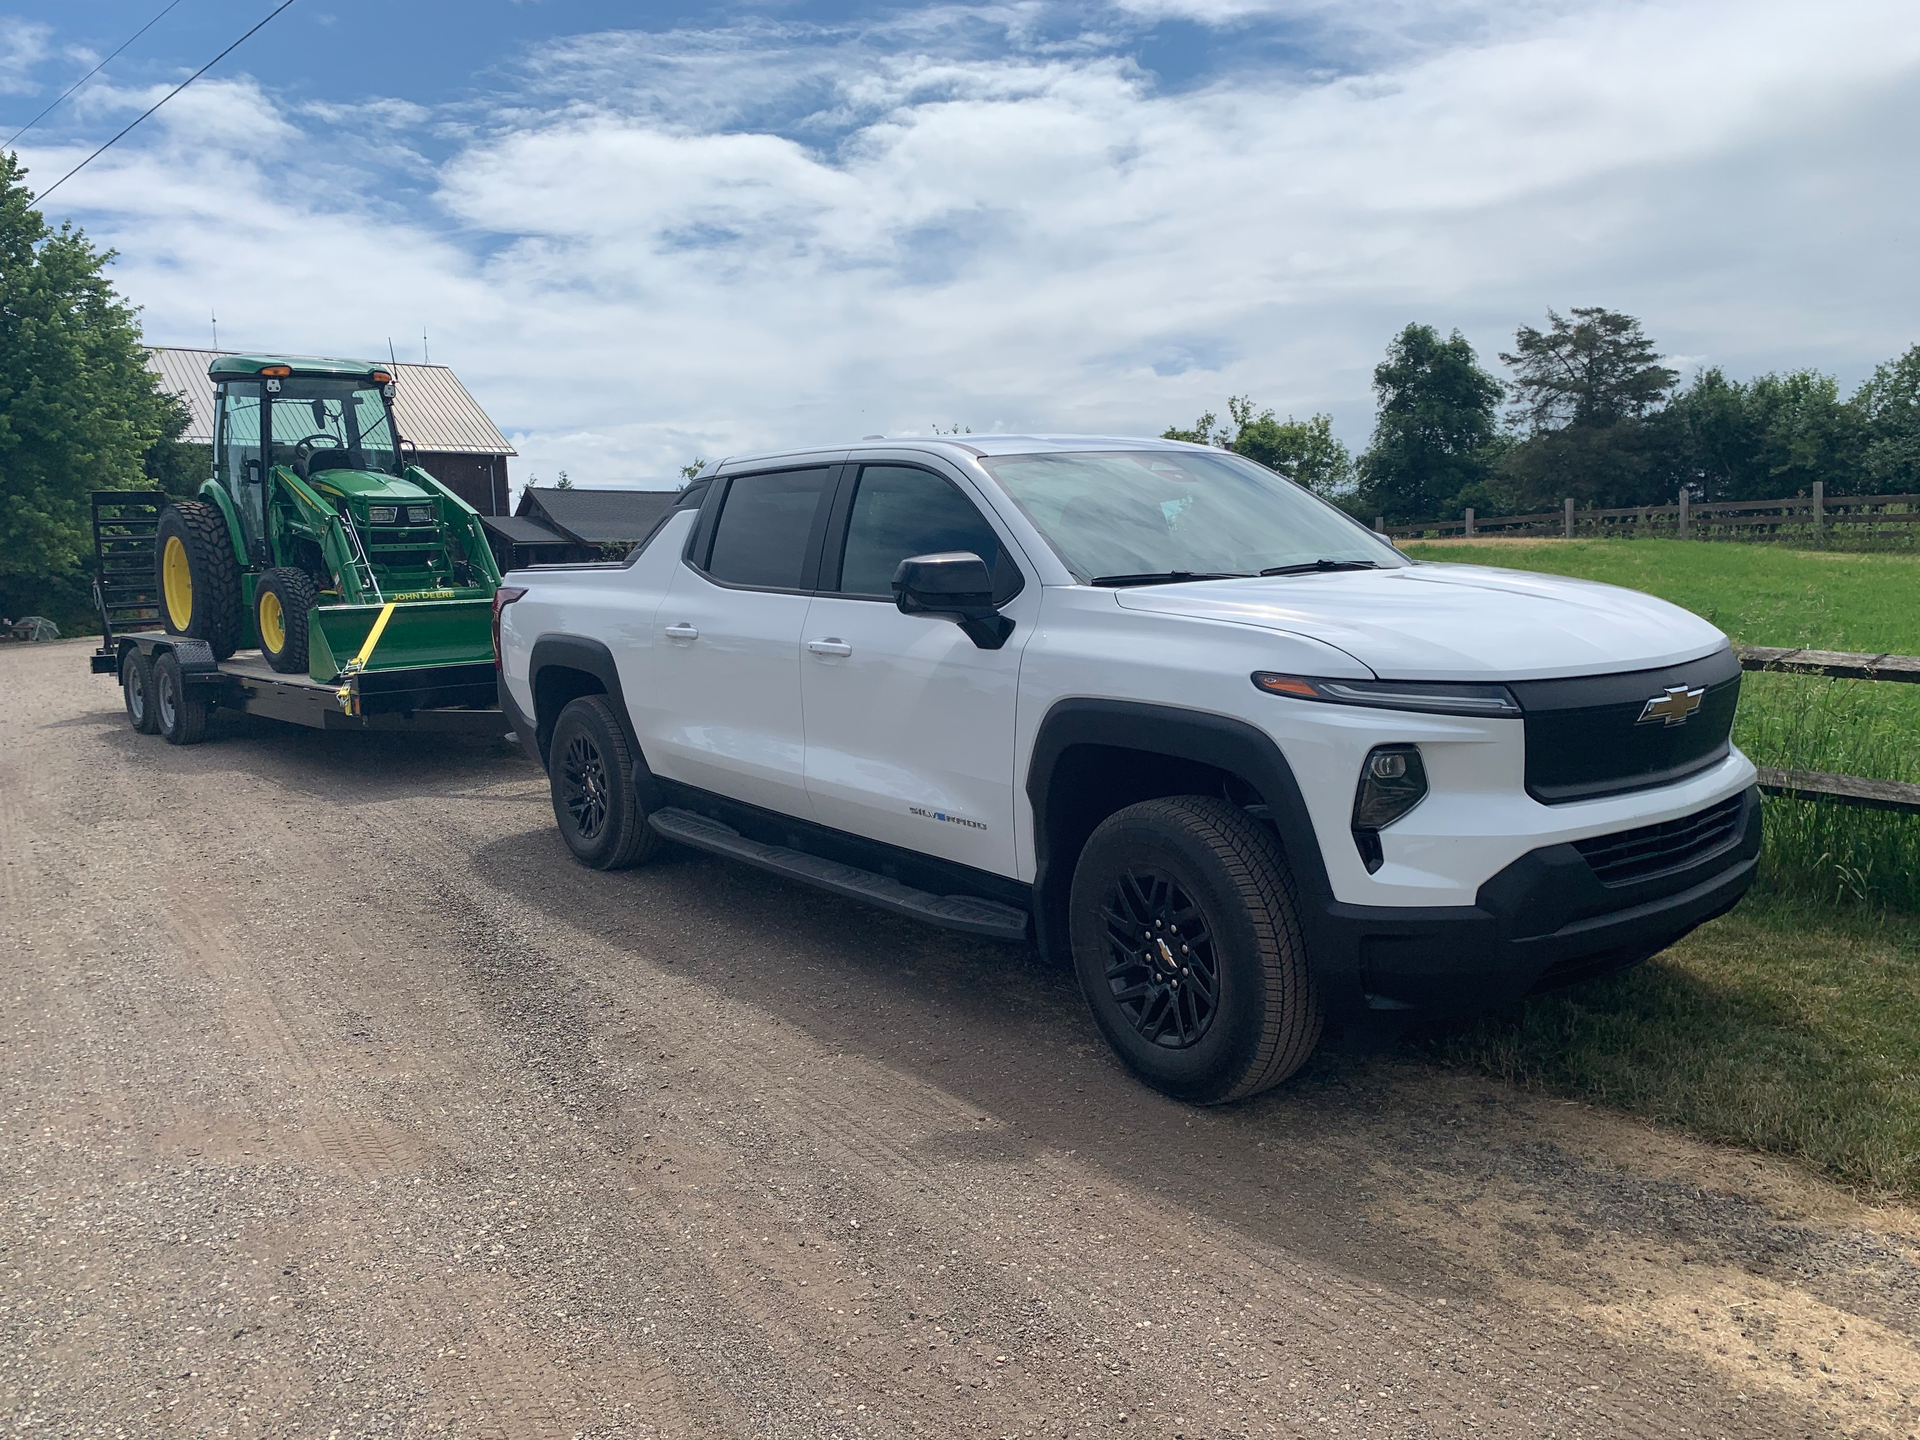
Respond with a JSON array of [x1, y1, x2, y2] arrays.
[[1422, 893, 1920, 1197]]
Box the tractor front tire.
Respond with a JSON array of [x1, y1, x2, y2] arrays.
[[153, 651, 211, 746], [156, 501, 241, 661], [548, 695, 662, 870], [255, 567, 318, 674]]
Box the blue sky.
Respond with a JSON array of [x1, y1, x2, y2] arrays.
[[3, 1, 1917, 487]]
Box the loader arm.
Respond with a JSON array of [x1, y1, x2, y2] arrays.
[[402, 465, 504, 589], [267, 466, 379, 603]]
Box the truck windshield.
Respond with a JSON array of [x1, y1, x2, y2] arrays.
[[268, 378, 400, 476], [977, 449, 1404, 584]]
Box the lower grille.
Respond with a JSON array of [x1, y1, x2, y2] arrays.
[[1572, 795, 1744, 888]]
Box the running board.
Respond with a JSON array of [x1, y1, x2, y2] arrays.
[[647, 807, 1030, 942]]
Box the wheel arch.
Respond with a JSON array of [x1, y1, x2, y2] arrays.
[[527, 636, 657, 802], [194, 480, 250, 565], [1024, 699, 1332, 967]]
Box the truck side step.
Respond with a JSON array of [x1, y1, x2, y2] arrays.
[[647, 807, 1030, 942]]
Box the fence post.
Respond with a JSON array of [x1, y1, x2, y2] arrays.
[[1678, 489, 1689, 538], [1464, 507, 1475, 537], [1374, 515, 1385, 534], [1813, 480, 1824, 537], [1564, 497, 1574, 538]]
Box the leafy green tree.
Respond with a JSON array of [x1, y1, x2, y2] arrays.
[[1353, 324, 1503, 522], [1161, 395, 1354, 498], [1667, 366, 1862, 500], [1496, 308, 1679, 508], [0, 153, 186, 623], [1853, 344, 1920, 493]]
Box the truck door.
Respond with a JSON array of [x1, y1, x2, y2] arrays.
[[644, 464, 840, 820], [799, 462, 1035, 879]]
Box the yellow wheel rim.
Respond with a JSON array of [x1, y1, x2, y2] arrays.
[[162, 535, 193, 628], [258, 589, 285, 654]]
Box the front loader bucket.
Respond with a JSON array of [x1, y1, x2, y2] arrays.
[[308, 596, 496, 683]]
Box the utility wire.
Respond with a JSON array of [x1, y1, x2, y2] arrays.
[[33, 0, 297, 204], [4, 0, 185, 150]]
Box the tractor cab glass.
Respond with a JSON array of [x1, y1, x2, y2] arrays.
[[265, 377, 401, 479], [214, 381, 266, 548]]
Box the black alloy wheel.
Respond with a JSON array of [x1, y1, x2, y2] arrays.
[[1068, 795, 1321, 1104], [1100, 867, 1221, 1049], [546, 694, 662, 870]]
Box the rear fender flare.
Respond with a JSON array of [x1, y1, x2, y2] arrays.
[[528, 635, 660, 806], [196, 480, 249, 566]]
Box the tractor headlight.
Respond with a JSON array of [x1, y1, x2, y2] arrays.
[[1352, 744, 1427, 873], [368, 506, 398, 525], [406, 505, 434, 524]]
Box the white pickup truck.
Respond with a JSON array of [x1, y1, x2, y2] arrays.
[[495, 436, 1759, 1102]]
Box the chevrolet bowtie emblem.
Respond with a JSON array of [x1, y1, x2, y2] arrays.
[[1638, 684, 1706, 726]]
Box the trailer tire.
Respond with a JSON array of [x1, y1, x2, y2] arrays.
[[156, 502, 241, 661], [255, 567, 318, 674], [121, 648, 160, 734], [153, 651, 211, 746], [548, 695, 661, 870]]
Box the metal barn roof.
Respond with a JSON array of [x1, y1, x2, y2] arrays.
[[146, 347, 516, 457]]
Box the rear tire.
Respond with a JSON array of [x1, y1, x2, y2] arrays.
[[548, 695, 661, 870], [255, 567, 318, 673], [121, 648, 159, 734], [156, 501, 242, 661], [152, 651, 210, 746], [1069, 795, 1321, 1104]]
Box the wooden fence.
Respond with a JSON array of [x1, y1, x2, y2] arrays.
[[1735, 646, 1920, 815], [1381, 483, 1920, 542]]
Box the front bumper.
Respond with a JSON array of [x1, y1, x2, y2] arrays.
[[1311, 784, 1762, 1033]]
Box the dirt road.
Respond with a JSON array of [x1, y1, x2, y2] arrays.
[[3, 639, 1916, 1439]]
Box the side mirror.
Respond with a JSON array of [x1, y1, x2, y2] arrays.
[[244, 458, 263, 485], [891, 552, 1014, 650]]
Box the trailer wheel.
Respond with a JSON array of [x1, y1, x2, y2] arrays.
[[255, 567, 318, 674], [156, 501, 242, 661], [152, 651, 211, 746], [548, 695, 662, 870], [121, 648, 159, 734]]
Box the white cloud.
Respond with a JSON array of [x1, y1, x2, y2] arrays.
[[21, 0, 1920, 486], [0, 17, 50, 97]]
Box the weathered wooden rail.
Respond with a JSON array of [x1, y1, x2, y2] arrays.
[[1733, 645, 1920, 814], [1381, 485, 1920, 542]]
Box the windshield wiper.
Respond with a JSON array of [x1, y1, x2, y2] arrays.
[[1091, 571, 1252, 588], [1258, 559, 1381, 577]]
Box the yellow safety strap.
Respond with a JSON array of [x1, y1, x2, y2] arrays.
[[350, 602, 397, 671]]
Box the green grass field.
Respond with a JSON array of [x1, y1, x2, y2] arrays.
[[1400, 538, 1920, 1195]]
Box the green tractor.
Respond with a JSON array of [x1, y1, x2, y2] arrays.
[[155, 354, 502, 683]]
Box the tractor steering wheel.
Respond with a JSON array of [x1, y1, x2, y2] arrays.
[[289, 433, 341, 477]]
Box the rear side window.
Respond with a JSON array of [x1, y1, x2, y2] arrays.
[[704, 468, 836, 589], [836, 465, 1017, 601]]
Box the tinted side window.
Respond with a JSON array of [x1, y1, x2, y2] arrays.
[[837, 465, 1014, 599], [704, 468, 836, 589]]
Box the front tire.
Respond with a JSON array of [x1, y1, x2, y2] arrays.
[[547, 695, 661, 870], [156, 501, 242, 660], [121, 648, 159, 734], [254, 567, 318, 673], [152, 651, 211, 746], [1069, 796, 1321, 1104]]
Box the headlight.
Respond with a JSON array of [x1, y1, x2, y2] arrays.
[[1352, 744, 1427, 873], [406, 505, 434, 524], [368, 506, 398, 525], [1253, 672, 1520, 718]]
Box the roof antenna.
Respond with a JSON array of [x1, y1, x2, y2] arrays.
[[388, 337, 398, 369], [422, 327, 429, 364], [211, 309, 218, 350]]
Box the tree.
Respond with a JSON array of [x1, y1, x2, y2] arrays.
[[1667, 366, 1862, 501], [1853, 344, 1920, 493], [1161, 395, 1354, 498], [1496, 308, 1679, 508], [1353, 323, 1503, 523], [0, 153, 186, 623]]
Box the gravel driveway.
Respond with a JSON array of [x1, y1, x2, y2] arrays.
[[3, 639, 1916, 1438]]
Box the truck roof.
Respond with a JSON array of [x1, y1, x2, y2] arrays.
[[710, 433, 1209, 473], [207, 354, 391, 381]]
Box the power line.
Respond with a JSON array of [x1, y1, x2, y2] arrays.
[[3, 0, 185, 150], [32, 0, 297, 205]]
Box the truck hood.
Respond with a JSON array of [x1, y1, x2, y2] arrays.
[[1110, 562, 1729, 681]]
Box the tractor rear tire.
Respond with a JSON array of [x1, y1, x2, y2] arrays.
[[548, 695, 662, 870], [255, 567, 318, 674], [153, 651, 211, 746], [156, 501, 241, 661], [121, 648, 159, 734]]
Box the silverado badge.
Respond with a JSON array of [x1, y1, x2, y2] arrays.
[[1638, 684, 1706, 726]]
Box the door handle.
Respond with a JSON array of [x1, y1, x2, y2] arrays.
[[806, 638, 852, 658], [664, 623, 699, 641]]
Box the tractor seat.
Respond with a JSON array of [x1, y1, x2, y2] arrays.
[[303, 447, 363, 475]]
